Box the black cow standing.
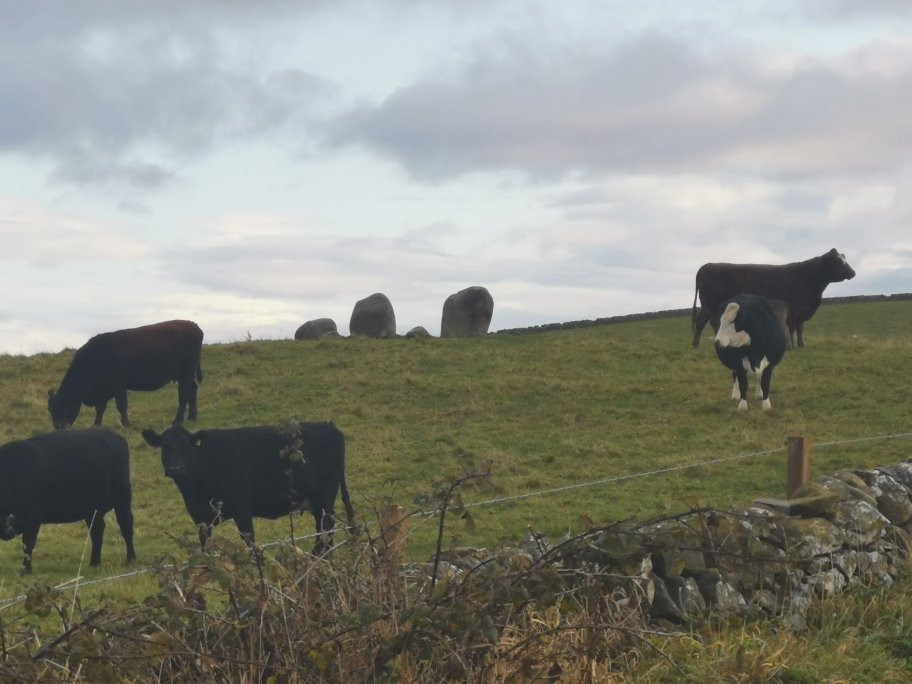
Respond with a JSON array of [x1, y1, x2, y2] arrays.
[[48, 320, 204, 429], [0, 429, 136, 574], [142, 422, 355, 555], [692, 248, 856, 348], [713, 294, 787, 410]]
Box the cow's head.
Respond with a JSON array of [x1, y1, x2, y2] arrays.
[[822, 248, 856, 283], [714, 301, 752, 348], [47, 389, 80, 430], [142, 426, 203, 479]]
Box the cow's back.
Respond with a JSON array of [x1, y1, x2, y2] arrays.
[[191, 423, 345, 519], [63, 320, 201, 396], [1, 430, 130, 523], [192, 427, 294, 518], [103, 320, 202, 391], [697, 262, 793, 308]]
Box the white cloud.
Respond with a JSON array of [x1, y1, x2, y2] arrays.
[[0, 197, 148, 264], [0, 2, 908, 355]]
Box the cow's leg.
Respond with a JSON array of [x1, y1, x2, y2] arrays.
[[113, 500, 136, 564], [734, 368, 749, 409], [19, 524, 39, 575], [86, 513, 106, 567], [730, 373, 740, 401], [234, 513, 256, 547], [114, 390, 130, 427], [93, 401, 109, 427], [196, 523, 213, 551], [173, 378, 189, 425], [796, 321, 805, 348], [692, 308, 710, 347], [760, 366, 774, 409], [312, 506, 335, 556], [188, 376, 199, 421]]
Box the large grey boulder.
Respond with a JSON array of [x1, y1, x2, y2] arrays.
[[350, 293, 396, 338], [294, 318, 338, 340], [441, 286, 493, 338]]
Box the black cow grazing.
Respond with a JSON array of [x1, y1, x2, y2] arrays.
[[48, 320, 204, 429], [142, 422, 355, 556], [0, 429, 136, 574], [692, 248, 856, 348], [713, 294, 787, 410]]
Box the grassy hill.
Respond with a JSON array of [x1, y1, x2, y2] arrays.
[[0, 299, 910, 600]]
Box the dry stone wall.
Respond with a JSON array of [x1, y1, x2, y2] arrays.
[[493, 293, 912, 336], [424, 458, 912, 632]]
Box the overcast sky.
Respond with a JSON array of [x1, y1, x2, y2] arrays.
[[1, 1, 910, 354]]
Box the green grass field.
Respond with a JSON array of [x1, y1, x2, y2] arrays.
[[0, 300, 910, 603]]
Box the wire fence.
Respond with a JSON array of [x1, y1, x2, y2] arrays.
[[1, 429, 910, 609]]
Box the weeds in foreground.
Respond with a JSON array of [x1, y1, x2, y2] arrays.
[[0, 472, 666, 682], [2, 488, 911, 682]]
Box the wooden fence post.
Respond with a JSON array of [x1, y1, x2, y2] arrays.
[[379, 504, 409, 566], [787, 436, 812, 499]]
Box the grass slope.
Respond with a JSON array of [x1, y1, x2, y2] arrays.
[[0, 300, 909, 600]]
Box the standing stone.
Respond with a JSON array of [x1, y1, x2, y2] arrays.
[[350, 293, 396, 338], [441, 286, 494, 338], [294, 318, 338, 340], [405, 326, 431, 339]]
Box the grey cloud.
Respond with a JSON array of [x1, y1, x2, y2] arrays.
[[327, 32, 912, 182], [0, 7, 333, 189], [797, 0, 912, 19]]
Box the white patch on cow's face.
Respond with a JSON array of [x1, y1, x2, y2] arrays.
[[731, 379, 741, 400], [715, 303, 750, 347], [762, 398, 772, 409], [738, 399, 748, 409]]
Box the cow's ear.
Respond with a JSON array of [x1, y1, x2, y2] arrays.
[[141, 429, 162, 447]]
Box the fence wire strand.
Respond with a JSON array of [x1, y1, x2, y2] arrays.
[[1, 429, 909, 608]]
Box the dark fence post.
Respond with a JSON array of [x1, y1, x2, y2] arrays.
[[787, 436, 812, 499]]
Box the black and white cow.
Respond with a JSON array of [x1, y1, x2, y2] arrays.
[[142, 422, 355, 555], [713, 293, 787, 410], [0, 429, 136, 574]]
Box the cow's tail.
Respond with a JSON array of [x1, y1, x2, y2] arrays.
[[691, 280, 700, 334], [196, 363, 203, 384], [339, 473, 357, 536]]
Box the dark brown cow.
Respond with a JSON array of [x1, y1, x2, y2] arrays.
[[692, 248, 855, 348], [48, 320, 203, 429]]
